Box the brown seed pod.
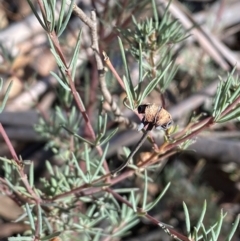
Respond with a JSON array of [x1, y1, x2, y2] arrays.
[[138, 103, 172, 130]]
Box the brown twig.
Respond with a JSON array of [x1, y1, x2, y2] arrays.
[[0, 123, 41, 203], [72, 4, 138, 130], [103, 51, 125, 90], [106, 187, 190, 241]]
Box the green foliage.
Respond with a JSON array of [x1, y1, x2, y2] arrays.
[[35, 106, 82, 152], [0, 78, 13, 112], [0, 1, 239, 241], [122, 0, 186, 56], [183, 202, 240, 241], [118, 1, 185, 109], [212, 68, 240, 123], [26, 0, 74, 36], [0, 42, 15, 62]]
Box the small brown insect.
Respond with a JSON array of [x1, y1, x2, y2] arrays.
[[111, 103, 172, 175], [138, 103, 172, 131]]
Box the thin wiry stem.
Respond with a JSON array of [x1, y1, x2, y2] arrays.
[[36, 1, 111, 173], [103, 51, 125, 90], [73, 5, 136, 129], [0, 123, 41, 203], [106, 187, 191, 241]]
